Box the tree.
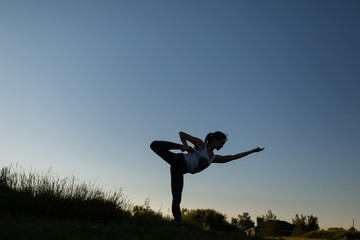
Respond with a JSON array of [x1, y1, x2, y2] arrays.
[[258, 210, 282, 237], [264, 210, 277, 221], [257, 216, 264, 226], [292, 214, 307, 235], [231, 212, 255, 231], [292, 214, 319, 236], [306, 215, 319, 232]]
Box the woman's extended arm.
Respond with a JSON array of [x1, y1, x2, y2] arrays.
[[179, 132, 205, 151], [213, 147, 264, 163]]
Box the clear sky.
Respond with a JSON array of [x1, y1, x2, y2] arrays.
[[1, 0, 359, 230]]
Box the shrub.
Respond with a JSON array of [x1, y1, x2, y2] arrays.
[[183, 209, 237, 232]]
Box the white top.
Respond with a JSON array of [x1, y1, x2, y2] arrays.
[[183, 144, 215, 174]]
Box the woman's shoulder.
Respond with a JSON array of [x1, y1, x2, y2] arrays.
[[194, 141, 205, 151]]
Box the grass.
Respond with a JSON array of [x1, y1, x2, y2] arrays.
[[266, 237, 327, 240], [0, 164, 131, 223], [0, 164, 249, 239], [2, 164, 358, 240], [265, 234, 360, 240], [0, 213, 248, 240]]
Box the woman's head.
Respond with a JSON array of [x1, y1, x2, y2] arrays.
[[205, 131, 227, 150]]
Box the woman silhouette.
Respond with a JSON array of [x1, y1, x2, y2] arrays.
[[150, 131, 264, 226]]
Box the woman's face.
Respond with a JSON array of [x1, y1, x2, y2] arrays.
[[214, 138, 227, 150]]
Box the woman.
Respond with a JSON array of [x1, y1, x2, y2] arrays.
[[150, 131, 264, 226]]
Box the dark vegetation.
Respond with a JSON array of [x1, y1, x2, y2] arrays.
[[0, 165, 130, 223], [0, 165, 249, 239], [0, 164, 358, 240], [302, 228, 360, 240]]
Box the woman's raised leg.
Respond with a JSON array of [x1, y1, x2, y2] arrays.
[[150, 141, 182, 165]]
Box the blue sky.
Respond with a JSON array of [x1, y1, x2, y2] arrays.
[[1, 0, 359, 229]]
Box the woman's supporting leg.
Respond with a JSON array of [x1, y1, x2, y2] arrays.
[[151, 140, 188, 226], [170, 166, 184, 226], [150, 141, 182, 165]]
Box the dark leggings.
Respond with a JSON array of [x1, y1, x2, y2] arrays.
[[150, 141, 189, 226]]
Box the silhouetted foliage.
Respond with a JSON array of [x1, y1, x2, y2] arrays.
[[2, 163, 339, 240], [304, 228, 360, 240], [261, 220, 283, 236], [263, 210, 277, 221], [183, 209, 237, 232], [292, 214, 319, 235], [292, 214, 307, 235], [132, 198, 164, 224], [231, 212, 255, 232], [257, 210, 281, 236], [257, 210, 295, 237], [0, 165, 131, 223], [307, 214, 320, 232]]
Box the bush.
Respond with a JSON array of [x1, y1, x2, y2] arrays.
[[182, 209, 237, 232], [132, 198, 164, 224]]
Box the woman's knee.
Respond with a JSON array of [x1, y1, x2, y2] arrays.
[[150, 141, 159, 151]]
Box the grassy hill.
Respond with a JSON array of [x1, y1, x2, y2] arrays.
[[0, 164, 247, 240]]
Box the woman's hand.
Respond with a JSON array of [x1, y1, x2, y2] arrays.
[[179, 132, 205, 151], [252, 147, 264, 153], [181, 145, 195, 153]]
